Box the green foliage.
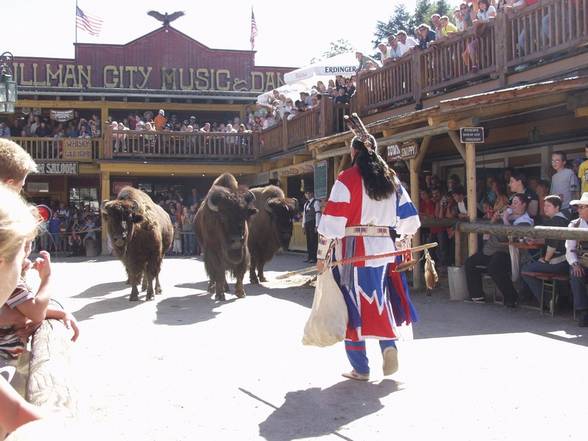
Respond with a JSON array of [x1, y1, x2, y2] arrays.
[[434, 0, 452, 17], [311, 38, 354, 64], [372, 4, 412, 47]]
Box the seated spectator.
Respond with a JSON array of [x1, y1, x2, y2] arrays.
[[509, 171, 539, 218], [450, 186, 469, 220], [565, 193, 588, 326], [521, 195, 570, 306], [465, 193, 533, 306], [417, 24, 437, 49]]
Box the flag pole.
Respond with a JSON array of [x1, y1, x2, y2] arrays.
[[75, 0, 78, 44]]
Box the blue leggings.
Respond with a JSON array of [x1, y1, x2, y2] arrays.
[[345, 339, 397, 375]]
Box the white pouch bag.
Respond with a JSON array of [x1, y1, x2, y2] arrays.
[[302, 269, 349, 347]]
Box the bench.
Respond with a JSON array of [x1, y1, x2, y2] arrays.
[[520, 271, 571, 317]]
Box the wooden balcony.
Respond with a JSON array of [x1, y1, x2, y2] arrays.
[[354, 0, 588, 115], [103, 129, 256, 161], [14, 137, 101, 162]]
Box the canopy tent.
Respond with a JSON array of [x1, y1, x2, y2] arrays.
[[256, 81, 311, 105], [283, 52, 359, 84]]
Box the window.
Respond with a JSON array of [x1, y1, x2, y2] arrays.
[[69, 187, 99, 213]]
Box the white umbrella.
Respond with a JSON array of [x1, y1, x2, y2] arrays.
[[283, 52, 358, 84]]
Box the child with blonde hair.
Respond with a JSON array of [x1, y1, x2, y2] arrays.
[[0, 184, 45, 434]]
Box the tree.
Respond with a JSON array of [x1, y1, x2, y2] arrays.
[[413, 0, 434, 30], [433, 0, 452, 17], [310, 39, 354, 64], [372, 4, 413, 48]]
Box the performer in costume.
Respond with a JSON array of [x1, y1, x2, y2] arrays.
[[316, 114, 421, 381]]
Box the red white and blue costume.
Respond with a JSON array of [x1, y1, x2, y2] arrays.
[[317, 165, 421, 375]]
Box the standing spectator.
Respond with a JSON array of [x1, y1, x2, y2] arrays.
[[578, 145, 588, 193], [396, 30, 418, 55], [48, 212, 62, 252], [302, 190, 321, 263], [0, 122, 10, 138], [154, 109, 167, 131], [417, 24, 437, 49], [430, 14, 442, 37], [181, 206, 196, 256], [440, 16, 458, 37], [355, 51, 380, 72], [386, 36, 403, 60], [550, 151, 580, 212]]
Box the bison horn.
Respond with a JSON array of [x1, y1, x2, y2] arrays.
[[265, 197, 279, 214], [244, 190, 256, 204], [207, 187, 227, 212]]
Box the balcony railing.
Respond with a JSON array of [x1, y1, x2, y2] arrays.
[[103, 130, 256, 160], [14, 137, 101, 161]]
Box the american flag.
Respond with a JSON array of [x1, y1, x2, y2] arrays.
[[250, 9, 258, 50], [76, 6, 103, 37]]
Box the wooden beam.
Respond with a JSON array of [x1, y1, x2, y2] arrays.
[[16, 99, 244, 112], [465, 143, 478, 256], [409, 158, 423, 290], [413, 136, 432, 172], [447, 130, 467, 162], [575, 106, 588, 118]]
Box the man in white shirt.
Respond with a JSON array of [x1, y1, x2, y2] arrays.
[[565, 193, 588, 326], [396, 30, 418, 56]]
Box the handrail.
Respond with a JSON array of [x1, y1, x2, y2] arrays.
[[106, 129, 255, 160], [12, 136, 101, 161]]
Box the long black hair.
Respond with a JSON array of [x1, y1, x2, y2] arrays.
[[351, 136, 398, 200]]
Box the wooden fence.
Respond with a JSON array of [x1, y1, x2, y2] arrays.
[[352, 0, 588, 115], [103, 130, 255, 160], [14, 137, 101, 161]]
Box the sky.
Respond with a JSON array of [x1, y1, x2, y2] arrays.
[[0, 0, 419, 68]]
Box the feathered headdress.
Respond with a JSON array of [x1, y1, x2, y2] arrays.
[[344, 113, 374, 151]]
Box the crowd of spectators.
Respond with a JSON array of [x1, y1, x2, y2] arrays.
[[1, 113, 101, 139], [419, 147, 588, 320], [365, 0, 544, 75], [255, 76, 356, 130], [36, 202, 100, 256], [147, 187, 202, 257]]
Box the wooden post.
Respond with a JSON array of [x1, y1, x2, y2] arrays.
[[103, 126, 113, 159], [100, 170, 110, 255], [454, 228, 463, 266], [494, 12, 508, 87], [412, 51, 423, 107], [409, 158, 423, 290], [282, 121, 288, 152], [465, 142, 478, 255]]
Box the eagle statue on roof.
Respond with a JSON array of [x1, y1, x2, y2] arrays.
[[147, 10, 185, 26]]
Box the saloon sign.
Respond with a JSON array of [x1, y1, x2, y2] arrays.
[[14, 26, 291, 93]]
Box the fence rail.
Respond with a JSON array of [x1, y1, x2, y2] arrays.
[[104, 130, 255, 160], [13, 137, 101, 161]]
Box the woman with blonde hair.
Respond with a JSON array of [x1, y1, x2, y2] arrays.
[[0, 184, 44, 434]]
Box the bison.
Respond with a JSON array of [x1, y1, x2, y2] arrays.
[[195, 173, 257, 301], [102, 187, 173, 301], [248, 185, 298, 284]]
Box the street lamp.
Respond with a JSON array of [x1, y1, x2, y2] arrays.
[[0, 52, 16, 114]]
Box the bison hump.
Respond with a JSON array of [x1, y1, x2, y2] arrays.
[[213, 173, 238, 191]]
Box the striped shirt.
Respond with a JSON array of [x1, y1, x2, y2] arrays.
[[0, 278, 35, 359]]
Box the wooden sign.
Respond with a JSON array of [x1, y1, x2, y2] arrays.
[[387, 141, 419, 161], [61, 138, 93, 162], [460, 127, 485, 143], [36, 162, 79, 175], [314, 160, 328, 200]]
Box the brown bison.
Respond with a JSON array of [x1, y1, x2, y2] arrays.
[[195, 173, 257, 301], [248, 185, 298, 284], [102, 187, 173, 301]]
